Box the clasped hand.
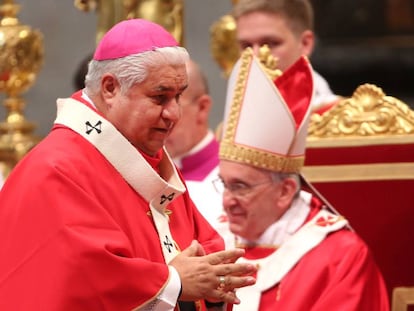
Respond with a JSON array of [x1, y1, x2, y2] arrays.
[[169, 240, 256, 305]]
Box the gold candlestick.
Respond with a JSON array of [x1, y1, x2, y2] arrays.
[[209, 0, 240, 78], [210, 13, 239, 78], [74, 0, 184, 45], [0, 0, 44, 179]]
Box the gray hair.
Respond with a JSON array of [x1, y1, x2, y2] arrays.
[[84, 46, 189, 96], [270, 171, 301, 196]]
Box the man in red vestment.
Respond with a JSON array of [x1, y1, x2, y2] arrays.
[[0, 19, 257, 310], [214, 47, 390, 310]]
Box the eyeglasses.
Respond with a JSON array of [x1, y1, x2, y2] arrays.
[[212, 178, 274, 198]]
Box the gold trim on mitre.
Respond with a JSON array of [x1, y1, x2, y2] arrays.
[[220, 141, 305, 173], [219, 48, 304, 173]]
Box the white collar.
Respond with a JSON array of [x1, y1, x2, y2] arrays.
[[239, 191, 312, 247], [173, 130, 214, 168]]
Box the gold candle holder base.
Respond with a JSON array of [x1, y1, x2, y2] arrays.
[[0, 97, 40, 177], [0, 0, 44, 180]]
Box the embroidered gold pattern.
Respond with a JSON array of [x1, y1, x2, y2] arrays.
[[146, 209, 173, 218], [219, 48, 303, 173]]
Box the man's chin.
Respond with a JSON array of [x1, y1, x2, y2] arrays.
[[229, 222, 245, 237]]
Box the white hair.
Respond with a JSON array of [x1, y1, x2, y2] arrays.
[[270, 171, 301, 196], [84, 46, 189, 96]]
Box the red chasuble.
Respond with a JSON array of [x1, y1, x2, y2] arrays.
[[0, 95, 224, 310], [254, 228, 390, 310], [224, 197, 390, 311]]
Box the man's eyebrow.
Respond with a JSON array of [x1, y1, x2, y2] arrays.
[[153, 84, 188, 93], [153, 85, 172, 92]]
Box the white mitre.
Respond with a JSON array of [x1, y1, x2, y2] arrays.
[[220, 48, 314, 173]]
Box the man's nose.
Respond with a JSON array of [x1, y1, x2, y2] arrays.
[[162, 99, 181, 123], [251, 44, 262, 56], [222, 189, 237, 206]]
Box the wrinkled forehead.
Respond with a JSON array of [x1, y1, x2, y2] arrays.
[[143, 63, 188, 90]]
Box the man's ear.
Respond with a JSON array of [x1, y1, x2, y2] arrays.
[[300, 30, 315, 57], [101, 74, 120, 100], [278, 177, 299, 209], [196, 94, 212, 124]]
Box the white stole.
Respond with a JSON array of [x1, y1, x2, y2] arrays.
[[54, 98, 186, 263], [234, 209, 348, 311]]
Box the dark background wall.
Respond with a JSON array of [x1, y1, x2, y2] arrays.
[[310, 0, 414, 102]]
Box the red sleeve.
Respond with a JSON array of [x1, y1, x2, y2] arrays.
[[0, 149, 170, 310], [0, 130, 225, 310], [311, 237, 389, 310]]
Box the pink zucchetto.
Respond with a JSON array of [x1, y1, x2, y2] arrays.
[[93, 18, 179, 61]]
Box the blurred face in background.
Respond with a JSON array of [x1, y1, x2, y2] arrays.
[[165, 60, 212, 158], [236, 11, 314, 71]]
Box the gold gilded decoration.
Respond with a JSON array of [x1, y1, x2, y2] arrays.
[[308, 83, 414, 140], [74, 0, 184, 45], [209, 5, 283, 79], [209, 13, 239, 78], [302, 162, 414, 182], [303, 83, 414, 183], [220, 48, 252, 145], [132, 0, 183, 45], [209, 1, 241, 78], [0, 0, 44, 178], [392, 287, 414, 311], [146, 209, 172, 217], [214, 45, 282, 139], [257, 45, 282, 80], [219, 48, 302, 173], [220, 141, 304, 173]]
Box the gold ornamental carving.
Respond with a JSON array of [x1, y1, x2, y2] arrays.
[[392, 287, 414, 311], [0, 0, 44, 178], [209, 0, 239, 77], [303, 84, 414, 183], [209, 13, 239, 78], [257, 45, 282, 80], [308, 83, 414, 139], [74, 0, 184, 45]]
